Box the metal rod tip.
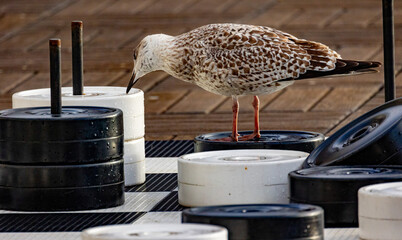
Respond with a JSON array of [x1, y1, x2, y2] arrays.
[[71, 21, 83, 28], [49, 39, 61, 46]]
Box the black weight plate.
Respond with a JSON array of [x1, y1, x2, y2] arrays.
[[194, 130, 324, 153], [0, 136, 123, 164], [0, 107, 123, 141], [0, 106, 124, 164], [289, 166, 402, 227], [0, 159, 124, 188], [0, 182, 124, 211], [182, 204, 324, 240], [303, 98, 402, 168]]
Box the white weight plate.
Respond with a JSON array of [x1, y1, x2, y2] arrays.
[[124, 161, 145, 186], [359, 217, 402, 240], [358, 182, 402, 220], [124, 138, 145, 164], [12, 86, 144, 117], [81, 223, 228, 240], [123, 114, 145, 141], [124, 138, 145, 186], [179, 182, 288, 207], [12, 87, 144, 140], [178, 149, 308, 207]]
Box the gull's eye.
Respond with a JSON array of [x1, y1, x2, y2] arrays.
[[133, 47, 139, 60]]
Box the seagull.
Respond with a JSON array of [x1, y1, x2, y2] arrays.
[[126, 23, 381, 141]]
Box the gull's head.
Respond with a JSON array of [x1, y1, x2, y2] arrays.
[[126, 34, 172, 93]]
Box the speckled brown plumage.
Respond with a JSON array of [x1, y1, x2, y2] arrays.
[[161, 24, 342, 96], [127, 23, 381, 141]]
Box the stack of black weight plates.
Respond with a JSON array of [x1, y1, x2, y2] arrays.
[[289, 166, 402, 227], [0, 106, 125, 211]]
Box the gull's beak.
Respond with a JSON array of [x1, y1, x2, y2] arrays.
[[126, 70, 139, 94]]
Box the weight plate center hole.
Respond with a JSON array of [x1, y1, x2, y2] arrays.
[[63, 93, 105, 97], [128, 231, 181, 236], [344, 123, 379, 146], [219, 156, 267, 161]]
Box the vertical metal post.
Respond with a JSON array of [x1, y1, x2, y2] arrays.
[[72, 21, 84, 95], [49, 39, 62, 115], [382, 0, 395, 102]]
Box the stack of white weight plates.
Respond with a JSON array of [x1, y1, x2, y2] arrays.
[[12, 86, 145, 186], [81, 224, 228, 240], [178, 149, 309, 207], [359, 182, 402, 240]]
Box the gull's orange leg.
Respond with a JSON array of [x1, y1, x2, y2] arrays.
[[239, 96, 261, 141], [213, 96, 239, 142], [231, 96, 239, 141], [253, 95, 261, 138]]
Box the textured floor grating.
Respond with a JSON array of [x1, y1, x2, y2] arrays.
[[0, 212, 145, 232], [150, 192, 185, 212], [125, 173, 178, 192], [145, 140, 193, 157]]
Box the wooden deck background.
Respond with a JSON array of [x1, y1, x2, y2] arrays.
[[0, 0, 401, 140]]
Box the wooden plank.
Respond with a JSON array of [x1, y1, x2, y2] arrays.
[[0, 49, 55, 73], [29, 15, 238, 32], [139, 0, 196, 15], [327, 92, 385, 135], [67, 49, 133, 72], [62, 71, 126, 87], [371, 8, 402, 27], [84, 71, 126, 86], [226, 0, 274, 15], [272, 0, 381, 8], [336, 45, 381, 60], [167, 90, 227, 114], [0, 29, 55, 51], [54, 0, 115, 17], [185, 0, 237, 14], [0, 0, 62, 14], [395, 45, 402, 66], [397, 87, 402, 97], [173, 135, 197, 140], [145, 90, 188, 114], [396, 71, 402, 87], [371, 46, 402, 66], [330, 8, 381, 29], [151, 76, 200, 91], [284, 8, 342, 29], [249, 4, 300, 28], [98, 0, 154, 15], [86, 28, 142, 49], [34, 28, 100, 50], [312, 86, 381, 112], [214, 92, 282, 113], [293, 72, 385, 87], [0, 13, 37, 32], [288, 28, 383, 46], [0, 72, 34, 95], [145, 134, 175, 141], [8, 72, 70, 95], [265, 86, 330, 112], [0, 97, 12, 110]]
